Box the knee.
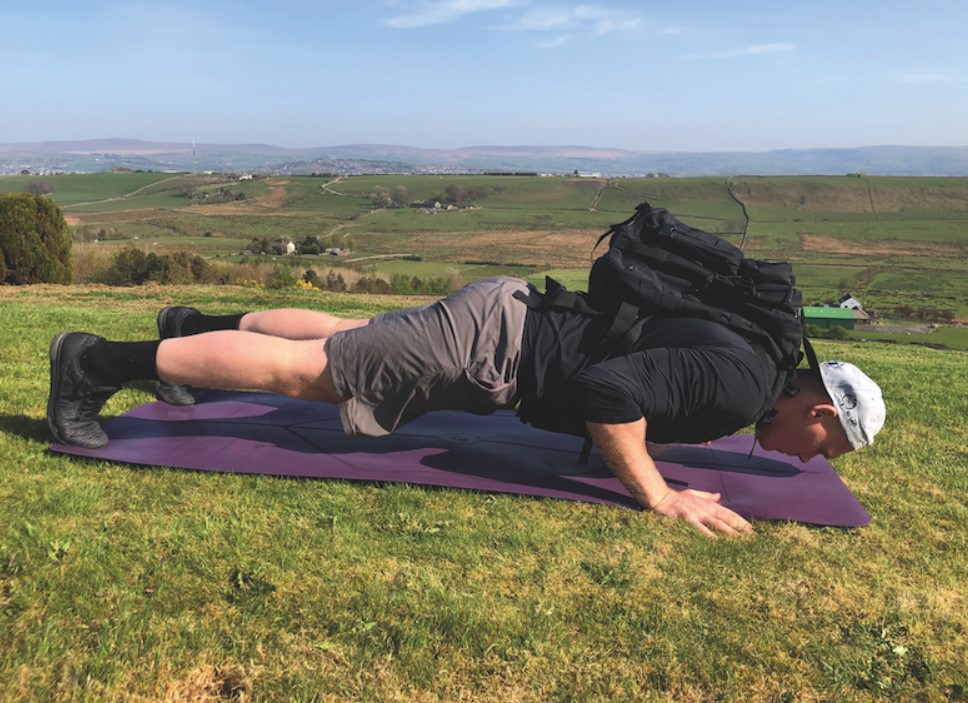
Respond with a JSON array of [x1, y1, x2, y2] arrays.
[[238, 309, 292, 334], [276, 342, 346, 404]]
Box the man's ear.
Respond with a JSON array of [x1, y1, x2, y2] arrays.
[[809, 403, 838, 420]]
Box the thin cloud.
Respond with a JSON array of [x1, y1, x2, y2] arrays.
[[685, 43, 797, 60], [384, 0, 520, 29], [502, 4, 644, 36], [895, 70, 960, 83], [538, 34, 572, 49]]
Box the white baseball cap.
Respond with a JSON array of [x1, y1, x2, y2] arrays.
[[817, 360, 886, 450]]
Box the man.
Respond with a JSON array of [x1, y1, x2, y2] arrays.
[[48, 276, 885, 537]]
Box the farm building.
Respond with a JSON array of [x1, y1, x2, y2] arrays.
[[838, 293, 864, 311], [802, 306, 856, 330]]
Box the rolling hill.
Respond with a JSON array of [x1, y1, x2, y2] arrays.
[[2, 139, 967, 177]]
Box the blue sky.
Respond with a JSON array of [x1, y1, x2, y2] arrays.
[[2, 0, 967, 151]]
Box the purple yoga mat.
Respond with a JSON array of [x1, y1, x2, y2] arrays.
[[49, 391, 871, 527]]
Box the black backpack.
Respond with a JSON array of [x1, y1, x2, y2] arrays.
[[515, 202, 806, 441]]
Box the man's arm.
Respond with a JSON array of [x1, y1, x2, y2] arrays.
[[586, 419, 754, 538]]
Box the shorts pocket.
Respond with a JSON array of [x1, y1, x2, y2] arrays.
[[462, 370, 517, 412]]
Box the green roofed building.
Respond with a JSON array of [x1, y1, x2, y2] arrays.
[[802, 306, 856, 330]]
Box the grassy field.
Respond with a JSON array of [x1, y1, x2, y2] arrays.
[[3, 173, 965, 321], [3, 169, 968, 350], [0, 284, 966, 702]]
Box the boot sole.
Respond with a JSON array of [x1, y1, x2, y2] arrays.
[[157, 306, 175, 339], [46, 331, 73, 445], [156, 307, 196, 405]]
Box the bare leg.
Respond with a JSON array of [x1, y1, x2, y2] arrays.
[[156, 331, 346, 403], [239, 309, 368, 340]]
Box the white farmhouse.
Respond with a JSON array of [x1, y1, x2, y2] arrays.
[[838, 294, 864, 311]]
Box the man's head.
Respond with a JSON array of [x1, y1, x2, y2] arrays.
[[756, 361, 885, 463]]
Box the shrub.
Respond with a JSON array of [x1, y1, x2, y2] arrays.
[[303, 269, 322, 288], [70, 243, 114, 283], [353, 276, 392, 295], [389, 274, 456, 296], [803, 323, 850, 340], [101, 248, 213, 286], [324, 270, 347, 292], [266, 265, 297, 290], [0, 193, 73, 284], [107, 249, 169, 286]]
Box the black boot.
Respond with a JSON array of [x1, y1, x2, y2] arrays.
[[47, 332, 121, 448], [154, 306, 198, 406]]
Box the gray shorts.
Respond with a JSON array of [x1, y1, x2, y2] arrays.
[[325, 276, 532, 437]]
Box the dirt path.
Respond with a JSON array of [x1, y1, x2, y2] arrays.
[[799, 233, 964, 257], [589, 180, 608, 211], [320, 177, 346, 196]]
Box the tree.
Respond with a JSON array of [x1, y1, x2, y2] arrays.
[[369, 187, 391, 208], [442, 184, 466, 204], [390, 186, 411, 208], [25, 180, 54, 195], [0, 193, 73, 284]]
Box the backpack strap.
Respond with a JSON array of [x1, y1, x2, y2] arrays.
[[591, 203, 650, 255], [513, 276, 604, 317], [605, 301, 643, 345]]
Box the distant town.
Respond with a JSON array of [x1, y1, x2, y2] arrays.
[[1, 139, 966, 177]]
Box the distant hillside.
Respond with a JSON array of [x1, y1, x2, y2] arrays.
[[1, 139, 966, 177]]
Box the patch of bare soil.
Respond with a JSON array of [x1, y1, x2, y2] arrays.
[[869, 185, 968, 212], [202, 178, 291, 216], [69, 209, 175, 225], [161, 664, 251, 703], [800, 233, 964, 257], [456, 229, 601, 267], [730, 181, 875, 213]]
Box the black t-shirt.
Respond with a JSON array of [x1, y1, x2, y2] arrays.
[[517, 308, 774, 443]]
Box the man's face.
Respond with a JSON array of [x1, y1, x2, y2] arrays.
[[756, 406, 854, 463]]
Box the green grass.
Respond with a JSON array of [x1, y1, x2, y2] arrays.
[[0, 172, 179, 204], [2, 172, 966, 324], [1, 285, 966, 702], [851, 326, 968, 350]]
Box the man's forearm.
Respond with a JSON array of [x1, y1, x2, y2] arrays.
[[585, 419, 671, 509], [586, 418, 754, 537]]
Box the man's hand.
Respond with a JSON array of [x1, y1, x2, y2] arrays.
[[587, 419, 754, 538], [651, 488, 753, 538]]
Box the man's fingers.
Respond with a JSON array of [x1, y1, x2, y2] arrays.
[[687, 516, 719, 538], [691, 503, 754, 537], [654, 490, 754, 537], [708, 515, 752, 537], [714, 511, 754, 535]]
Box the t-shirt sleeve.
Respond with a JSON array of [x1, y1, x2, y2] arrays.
[[573, 345, 767, 443]]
